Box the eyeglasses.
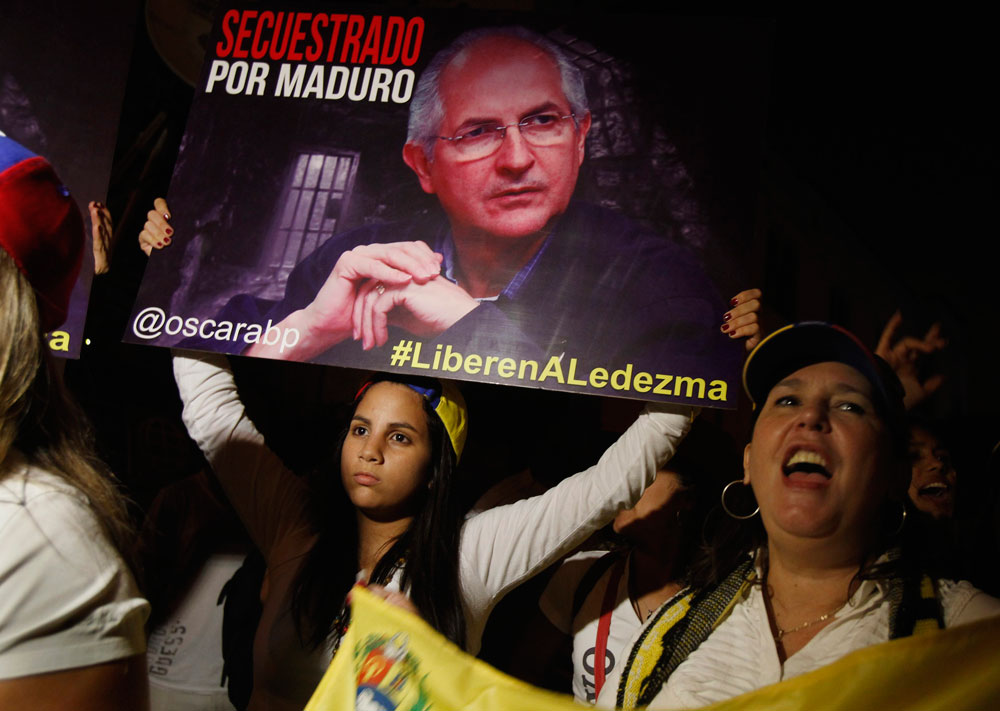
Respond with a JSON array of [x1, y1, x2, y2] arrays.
[[437, 113, 577, 161]]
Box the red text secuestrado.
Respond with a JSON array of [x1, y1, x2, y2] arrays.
[[215, 10, 425, 66]]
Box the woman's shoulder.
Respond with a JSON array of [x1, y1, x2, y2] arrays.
[[936, 579, 1000, 628], [1, 455, 118, 571], [0, 452, 92, 520], [0, 457, 148, 678], [541, 548, 623, 616]]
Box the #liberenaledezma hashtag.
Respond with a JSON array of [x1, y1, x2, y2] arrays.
[[388, 339, 730, 401]]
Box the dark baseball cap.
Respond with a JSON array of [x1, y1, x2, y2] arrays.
[[743, 322, 906, 439]]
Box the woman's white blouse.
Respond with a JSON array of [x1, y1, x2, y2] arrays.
[[597, 572, 1000, 709]]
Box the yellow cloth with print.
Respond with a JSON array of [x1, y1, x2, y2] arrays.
[[307, 586, 1000, 711]]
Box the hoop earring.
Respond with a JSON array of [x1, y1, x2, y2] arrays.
[[890, 501, 907, 536], [721, 480, 759, 520]]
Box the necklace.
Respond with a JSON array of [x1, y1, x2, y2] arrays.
[[630, 599, 656, 622], [628, 554, 681, 622], [762, 559, 853, 643], [773, 601, 847, 641]]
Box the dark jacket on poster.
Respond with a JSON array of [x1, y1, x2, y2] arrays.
[[193, 201, 738, 398]]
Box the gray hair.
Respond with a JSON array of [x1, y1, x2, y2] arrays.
[[406, 26, 589, 156]]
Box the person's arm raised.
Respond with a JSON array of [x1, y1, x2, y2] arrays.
[[875, 310, 947, 410], [171, 350, 311, 556], [458, 401, 697, 640]]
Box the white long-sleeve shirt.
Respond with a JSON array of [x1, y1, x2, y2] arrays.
[[173, 351, 692, 710], [597, 561, 1000, 709]]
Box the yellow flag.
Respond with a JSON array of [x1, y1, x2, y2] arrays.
[[307, 587, 1000, 710], [305, 586, 581, 711]]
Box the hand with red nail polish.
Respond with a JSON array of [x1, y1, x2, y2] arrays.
[[722, 288, 763, 351], [139, 197, 173, 256]]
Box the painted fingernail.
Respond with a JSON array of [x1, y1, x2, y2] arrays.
[[721, 323, 730, 332], [723, 312, 732, 322], [163, 236, 171, 245], [156, 241, 163, 248], [165, 227, 173, 235], [730, 297, 739, 306], [163, 212, 171, 220], [729, 330, 738, 338]]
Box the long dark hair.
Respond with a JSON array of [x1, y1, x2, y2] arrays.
[[291, 374, 466, 649]]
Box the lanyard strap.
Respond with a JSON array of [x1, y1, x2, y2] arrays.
[[593, 556, 627, 699]]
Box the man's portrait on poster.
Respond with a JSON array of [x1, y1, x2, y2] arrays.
[[131, 13, 766, 403]]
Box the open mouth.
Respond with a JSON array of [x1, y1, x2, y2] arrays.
[[783, 449, 831, 481], [918, 482, 951, 499]]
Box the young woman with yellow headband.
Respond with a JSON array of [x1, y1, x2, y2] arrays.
[[172, 348, 696, 711]]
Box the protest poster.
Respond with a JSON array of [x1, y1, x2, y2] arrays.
[[0, 0, 136, 358], [125, 5, 769, 407]]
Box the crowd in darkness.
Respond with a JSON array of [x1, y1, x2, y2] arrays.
[[2, 10, 998, 711]]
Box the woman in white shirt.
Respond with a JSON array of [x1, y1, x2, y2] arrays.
[[0, 136, 149, 708], [600, 322, 1000, 710]]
